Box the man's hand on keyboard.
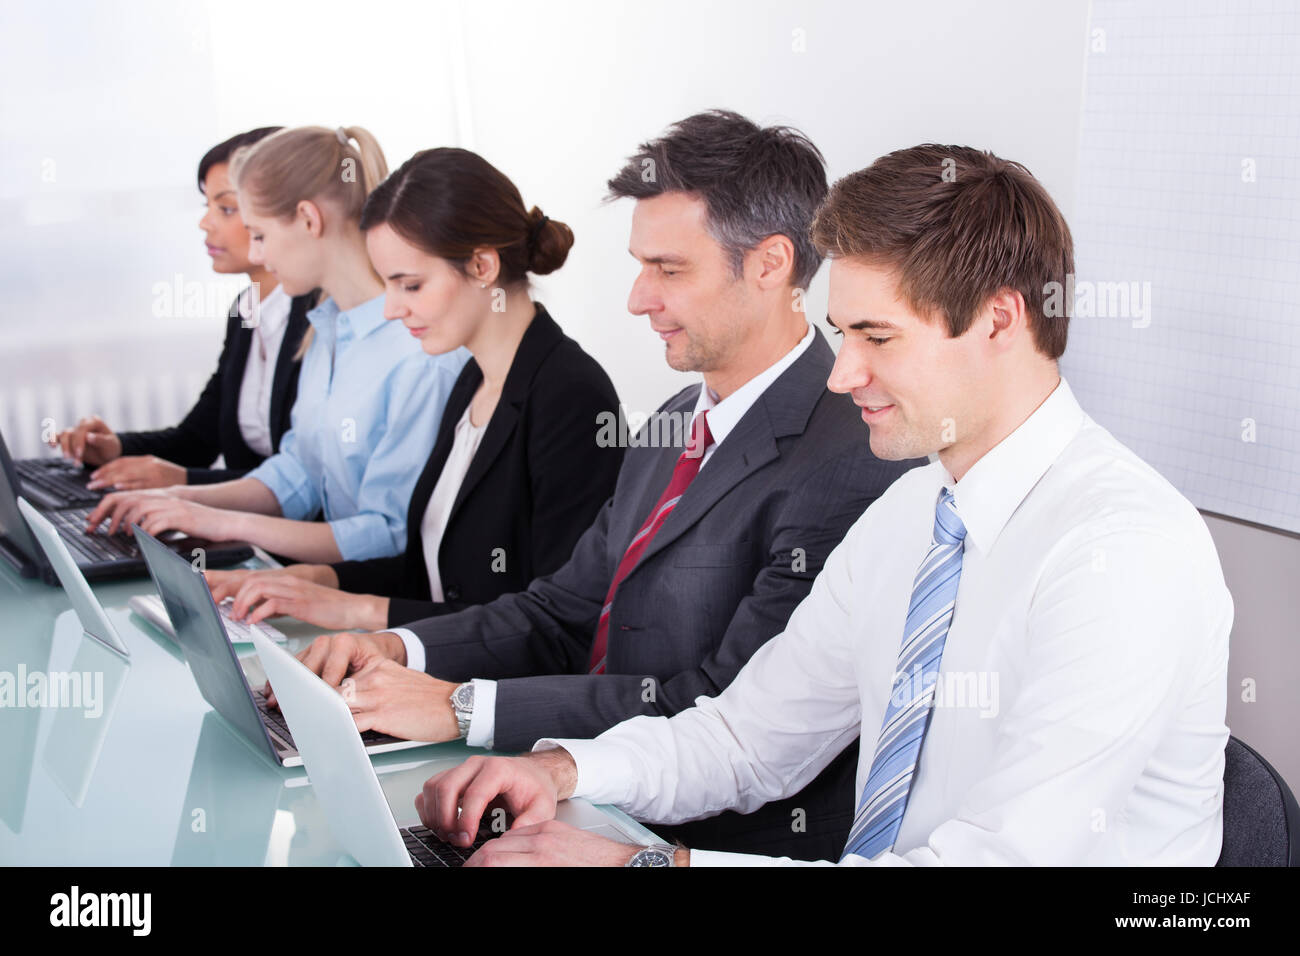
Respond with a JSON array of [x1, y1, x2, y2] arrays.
[[416, 751, 577, 848], [332, 658, 459, 744], [265, 630, 407, 707], [464, 820, 644, 867]]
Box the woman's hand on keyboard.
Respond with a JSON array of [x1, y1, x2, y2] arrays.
[[220, 570, 388, 631], [87, 455, 186, 491]]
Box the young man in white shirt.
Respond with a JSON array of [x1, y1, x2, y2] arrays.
[[411, 144, 1234, 867]]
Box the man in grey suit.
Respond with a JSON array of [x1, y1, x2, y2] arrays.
[[283, 110, 919, 859]]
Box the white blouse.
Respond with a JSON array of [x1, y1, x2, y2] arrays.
[[420, 404, 487, 602], [236, 283, 292, 457]]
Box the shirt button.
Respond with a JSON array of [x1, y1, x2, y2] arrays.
[[446, 587, 461, 601]]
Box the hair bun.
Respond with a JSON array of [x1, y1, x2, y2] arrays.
[[524, 207, 573, 275]]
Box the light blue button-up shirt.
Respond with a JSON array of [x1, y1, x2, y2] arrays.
[[246, 293, 469, 561]]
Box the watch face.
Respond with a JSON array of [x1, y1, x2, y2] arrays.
[[453, 683, 474, 710], [629, 848, 673, 867]]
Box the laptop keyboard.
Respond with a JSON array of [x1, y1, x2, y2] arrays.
[[16, 458, 102, 507], [217, 599, 287, 643], [252, 690, 404, 751], [402, 824, 496, 867], [47, 506, 140, 563]]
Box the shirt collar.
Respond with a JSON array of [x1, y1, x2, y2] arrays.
[[306, 292, 388, 338], [945, 376, 1086, 554], [691, 321, 815, 446]]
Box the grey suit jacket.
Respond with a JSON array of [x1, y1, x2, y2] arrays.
[[404, 329, 921, 859]]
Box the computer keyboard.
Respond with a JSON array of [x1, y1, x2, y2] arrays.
[[216, 599, 288, 644], [16, 458, 102, 507], [402, 824, 496, 867], [48, 506, 139, 562]]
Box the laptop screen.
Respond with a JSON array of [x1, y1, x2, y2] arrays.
[[0, 429, 44, 568], [134, 525, 277, 763]]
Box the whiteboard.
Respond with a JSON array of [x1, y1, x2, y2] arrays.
[[1061, 0, 1300, 534]]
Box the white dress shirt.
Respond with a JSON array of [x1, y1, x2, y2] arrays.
[[420, 405, 487, 602], [389, 322, 816, 746], [236, 283, 292, 457], [535, 377, 1234, 866]]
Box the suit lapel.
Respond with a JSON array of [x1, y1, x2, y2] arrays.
[[407, 360, 481, 553], [618, 330, 835, 581], [446, 304, 565, 526]]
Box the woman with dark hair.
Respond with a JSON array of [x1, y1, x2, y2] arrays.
[[206, 147, 624, 630], [52, 127, 317, 489]]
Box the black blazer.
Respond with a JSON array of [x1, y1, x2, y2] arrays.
[[400, 330, 924, 860], [331, 304, 624, 626], [118, 290, 313, 483]]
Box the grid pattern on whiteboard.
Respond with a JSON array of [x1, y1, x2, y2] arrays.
[[1061, 0, 1300, 533]]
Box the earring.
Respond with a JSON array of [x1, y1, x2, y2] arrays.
[[480, 282, 486, 289]]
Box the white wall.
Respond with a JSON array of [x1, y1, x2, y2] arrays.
[[3, 0, 1295, 789]]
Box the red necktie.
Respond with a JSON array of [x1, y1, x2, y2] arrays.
[[587, 410, 715, 674]]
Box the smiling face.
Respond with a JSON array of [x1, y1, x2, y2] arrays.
[[624, 192, 760, 374], [365, 222, 482, 355], [198, 163, 255, 274], [826, 257, 993, 467], [238, 195, 323, 297]]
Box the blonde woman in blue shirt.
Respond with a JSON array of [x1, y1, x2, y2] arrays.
[[87, 126, 468, 563]]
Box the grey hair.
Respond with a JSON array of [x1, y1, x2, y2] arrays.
[[605, 109, 828, 290]]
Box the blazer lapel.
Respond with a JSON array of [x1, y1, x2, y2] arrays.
[[406, 359, 481, 553], [446, 304, 566, 525]]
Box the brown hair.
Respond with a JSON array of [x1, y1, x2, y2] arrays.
[[360, 147, 573, 285], [811, 145, 1073, 359]]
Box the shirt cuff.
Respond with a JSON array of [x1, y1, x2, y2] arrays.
[[245, 456, 314, 519], [531, 737, 640, 807], [465, 679, 497, 749], [386, 627, 426, 673], [328, 511, 403, 562]]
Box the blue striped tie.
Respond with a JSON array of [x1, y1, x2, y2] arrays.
[[842, 488, 967, 861]]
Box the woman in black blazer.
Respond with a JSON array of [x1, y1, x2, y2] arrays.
[[206, 148, 623, 630], [51, 126, 314, 488]]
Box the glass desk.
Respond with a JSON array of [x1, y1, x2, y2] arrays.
[[0, 557, 658, 865]]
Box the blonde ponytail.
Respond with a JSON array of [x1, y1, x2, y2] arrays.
[[229, 125, 390, 360]]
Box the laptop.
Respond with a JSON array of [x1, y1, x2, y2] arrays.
[[16, 496, 130, 658], [134, 523, 425, 768], [11, 452, 101, 510], [0, 427, 253, 584], [250, 626, 650, 866]]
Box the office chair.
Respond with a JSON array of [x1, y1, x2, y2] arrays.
[[1216, 735, 1300, 866]]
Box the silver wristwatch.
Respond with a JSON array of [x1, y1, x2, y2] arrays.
[[625, 844, 677, 867], [450, 681, 474, 739]]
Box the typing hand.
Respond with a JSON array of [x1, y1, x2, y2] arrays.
[[218, 569, 384, 631], [464, 820, 642, 867], [86, 491, 223, 540], [87, 455, 186, 491], [52, 415, 121, 466], [264, 630, 407, 707], [416, 750, 578, 848], [334, 659, 459, 743]]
